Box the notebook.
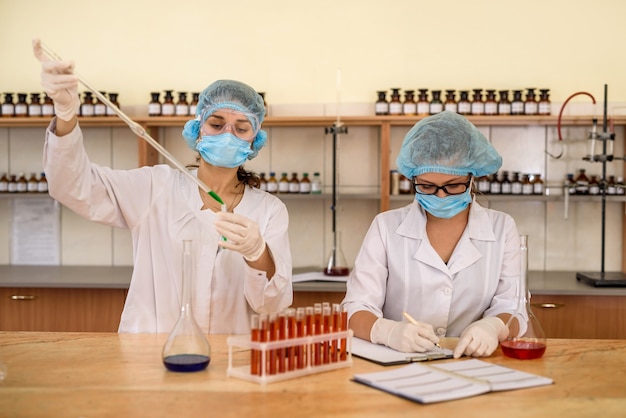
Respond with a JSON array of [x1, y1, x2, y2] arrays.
[[350, 336, 454, 365], [353, 358, 553, 404]]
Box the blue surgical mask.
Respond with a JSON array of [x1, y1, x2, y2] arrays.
[[196, 132, 253, 168], [416, 189, 472, 219]]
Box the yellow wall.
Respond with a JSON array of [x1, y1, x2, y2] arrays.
[[1, 0, 625, 107]]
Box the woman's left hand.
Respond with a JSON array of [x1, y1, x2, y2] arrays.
[[214, 212, 266, 261]]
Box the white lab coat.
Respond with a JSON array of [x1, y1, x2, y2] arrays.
[[43, 121, 292, 334], [342, 199, 520, 337]]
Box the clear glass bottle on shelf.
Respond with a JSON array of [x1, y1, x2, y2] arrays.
[[501, 235, 547, 360], [311, 172, 322, 194], [162, 240, 211, 372]]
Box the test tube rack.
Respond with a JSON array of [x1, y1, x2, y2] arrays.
[[227, 330, 353, 384]]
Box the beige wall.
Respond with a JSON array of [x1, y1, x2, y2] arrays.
[[1, 0, 625, 107]]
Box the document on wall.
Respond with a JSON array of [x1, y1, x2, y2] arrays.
[[352, 359, 553, 404], [11, 197, 61, 265], [350, 337, 453, 365]]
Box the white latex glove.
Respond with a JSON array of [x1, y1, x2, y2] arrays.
[[370, 317, 439, 353], [32, 38, 80, 121], [214, 211, 266, 262], [454, 317, 508, 358]]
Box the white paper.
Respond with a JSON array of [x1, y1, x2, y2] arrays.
[[350, 337, 453, 365], [11, 197, 60, 265]]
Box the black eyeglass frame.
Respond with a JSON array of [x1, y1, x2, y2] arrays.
[[413, 175, 473, 196]]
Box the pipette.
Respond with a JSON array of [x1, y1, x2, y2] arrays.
[[38, 41, 226, 211]]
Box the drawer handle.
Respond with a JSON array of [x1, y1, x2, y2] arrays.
[[531, 302, 564, 309], [10, 295, 36, 300]]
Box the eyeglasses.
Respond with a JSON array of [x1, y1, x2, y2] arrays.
[[201, 112, 259, 141], [413, 176, 473, 195]]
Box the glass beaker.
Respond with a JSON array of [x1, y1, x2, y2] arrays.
[[324, 231, 349, 276], [501, 235, 547, 360], [162, 240, 211, 372]]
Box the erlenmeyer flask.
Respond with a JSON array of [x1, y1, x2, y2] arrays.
[[501, 235, 547, 359], [324, 231, 349, 276], [162, 240, 211, 372]]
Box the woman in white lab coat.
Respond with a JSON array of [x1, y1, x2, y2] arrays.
[[343, 111, 519, 358], [33, 41, 292, 334]]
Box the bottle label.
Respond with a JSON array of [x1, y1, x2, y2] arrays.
[[417, 103, 429, 114], [538, 103, 551, 115], [484, 103, 498, 115], [533, 183, 544, 194], [175, 105, 189, 116], [511, 183, 523, 194], [608, 185, 617, 195], [8, 182, 17, 192], [16, 182, 27, 192], [94, 105, 107, 116], [27, 182, 38, 192], [501, 183, 512, 194], [589, 185, 600, 195], [42, 104, 55, 116], [375, 102, 389, 115], [311, 180, 322, 193], [458, 102, 471, 113], [0, 182, 7, 192], [389, 102, 402, 115], [189, 105, 197, 115], [2, 104, 15, 115], [148, 103, 161, 115], [471, 102, 484, 115], [289, 182, 300, 193], [15, 104, 28, 116], [524, 102, 538, 115], [28, 105, 42, 117], [259, 182, 267, 192], [38, 182, 48, 193], [267, 182, 278, 193], [402, 103, 417, 115], [490, 182, 501, 194], [81, 104, 94, 116], [522, 184, 533, 195], [429, 103, 443, 114], [300, 182, 311, 193], [444, 103, 457, 113], [161, 104, 175, 116], [512, 102, 524, 114], [278, 182, 289, 193], [478, 179, 490, 193], [498, 103, 511, 115]]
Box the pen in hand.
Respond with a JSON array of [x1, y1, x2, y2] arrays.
[[402, 312, 444, 352]]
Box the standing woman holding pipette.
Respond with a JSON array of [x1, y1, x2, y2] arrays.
[[32, 40, 292, 334]]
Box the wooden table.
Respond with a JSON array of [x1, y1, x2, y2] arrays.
[[1, 333, 625, 417]]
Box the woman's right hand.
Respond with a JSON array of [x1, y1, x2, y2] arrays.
[[370, 317, 439, 353], [32, 38, 80, 122]]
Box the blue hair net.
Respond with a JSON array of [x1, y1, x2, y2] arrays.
[[182, 79, 267, 159], [396, 111, 502, 178]]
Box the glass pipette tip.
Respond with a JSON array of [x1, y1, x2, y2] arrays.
[[38, 40, 226, 210]]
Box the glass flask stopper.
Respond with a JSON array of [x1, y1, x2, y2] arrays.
[[162, 240, 211, 372], [324, 231, 349, 277], [501, 235, 547, 359]]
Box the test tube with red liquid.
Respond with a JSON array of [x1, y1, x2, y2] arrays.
[[250, 314, 260, 375], [286, 308, 297, 371], [322, 304, 332, 364], [296, 307, 307, 369]]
